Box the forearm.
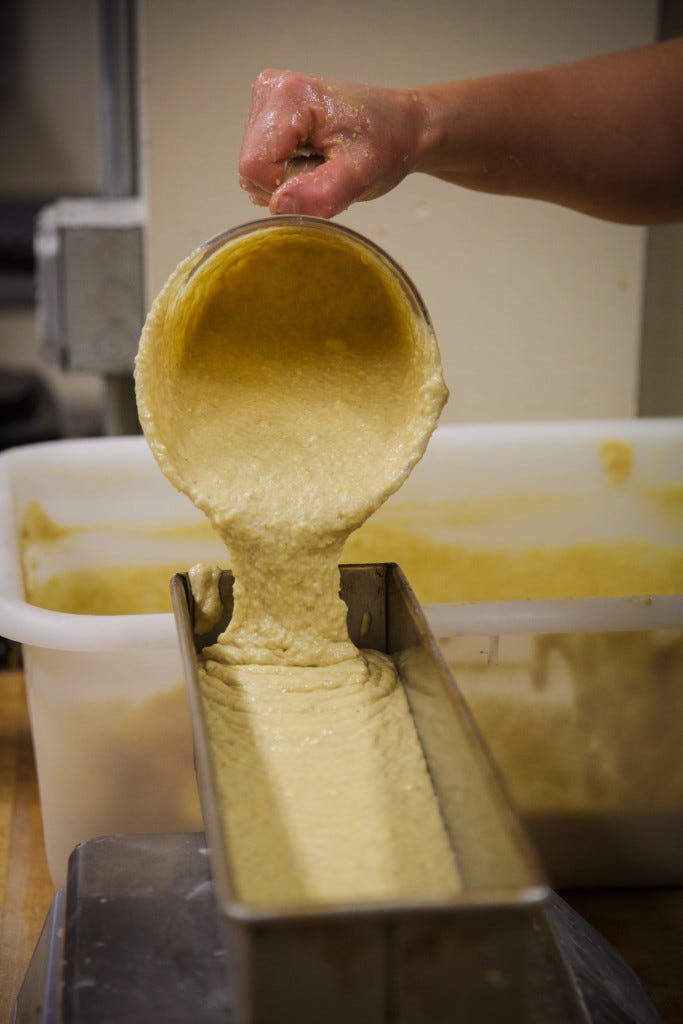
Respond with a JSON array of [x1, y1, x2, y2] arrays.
[[412, 38, 683, 224]]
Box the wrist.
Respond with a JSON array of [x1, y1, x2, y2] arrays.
[[408, 73, 542, 189], [410, 82, 470, 177]]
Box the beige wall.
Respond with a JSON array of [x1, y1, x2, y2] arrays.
[[639, 1, 683, 416], [138, 0, 658, 424]]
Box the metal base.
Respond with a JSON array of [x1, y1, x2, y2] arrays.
[[12, 833, 662, 1024]]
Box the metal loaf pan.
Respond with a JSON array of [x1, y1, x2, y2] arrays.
[[171, 563, 587, 1024]]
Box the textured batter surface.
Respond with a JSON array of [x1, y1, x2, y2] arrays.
[[135, 220, 460, 905]]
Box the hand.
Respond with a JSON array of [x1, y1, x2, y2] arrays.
[[239, 70, 424, 218]]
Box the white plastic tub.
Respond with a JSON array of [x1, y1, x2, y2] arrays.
[[1, 422, 681, 887], [0, 437, 226, 884], [345, 418, 683, 885]]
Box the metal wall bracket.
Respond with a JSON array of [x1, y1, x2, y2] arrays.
[[34, 197, 145, 376]]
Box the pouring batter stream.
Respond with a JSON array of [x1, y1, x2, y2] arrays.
[[135, 217, 461, 904]]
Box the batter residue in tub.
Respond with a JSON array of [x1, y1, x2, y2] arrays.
[[599, 438, 634, 485], [440, 627, 683, 886], [19, 501, 220, 614]]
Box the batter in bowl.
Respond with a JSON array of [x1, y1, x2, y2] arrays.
[[135, 217, 460, 904]]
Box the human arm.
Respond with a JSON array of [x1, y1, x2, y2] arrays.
[[238, 38, 683, 225]]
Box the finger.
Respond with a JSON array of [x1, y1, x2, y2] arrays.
[[238, 174, 272, 206], [239, 143, 293, 201], [239, 71, 315, 198], [270, 153, 370, 219]]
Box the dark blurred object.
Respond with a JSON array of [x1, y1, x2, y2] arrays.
[[0, 367, 60, 449], [0, 1, 17, 104], [0, 197, 50, 306], [0, 635, 22, 670]]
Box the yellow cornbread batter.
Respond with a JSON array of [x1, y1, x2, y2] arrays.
[[199, 649, 460, 903], [21, 484, 683, 613], [599, 438, 634, 485], [19, 500, 220, 614], [135, 219, 461, 905], [24, 562, 181, 615], [343, 522, 683, 603], [20, 490, 683, 614]]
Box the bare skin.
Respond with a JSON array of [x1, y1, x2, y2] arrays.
[[239, 38, 683, 225]]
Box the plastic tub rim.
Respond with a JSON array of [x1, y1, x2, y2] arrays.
[[0, 421, 681, 651]]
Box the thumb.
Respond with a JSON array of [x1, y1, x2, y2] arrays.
[[270, 155, 366, 219]]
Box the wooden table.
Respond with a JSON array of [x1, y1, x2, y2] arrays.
[[1, 668, 681, 1023], [0, 670, 54, 1022]]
